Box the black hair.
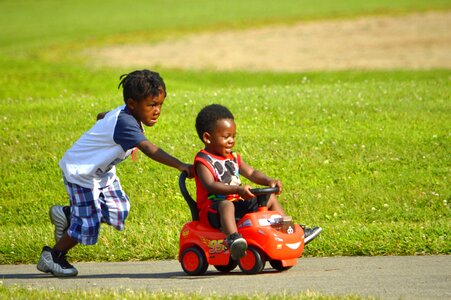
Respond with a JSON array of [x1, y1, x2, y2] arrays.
[[195, 104, 234, 140], [118, 69, 167, 101]]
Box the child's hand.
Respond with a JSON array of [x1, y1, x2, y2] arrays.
[[268, 179, 283, 195], [180, 164, 194, 178], [96, 111, 109, 120], [238, 184, 255, 200]]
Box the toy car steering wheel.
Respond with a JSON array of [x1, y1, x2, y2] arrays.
[[250, 187, 279, 207], [249, 187, 279, 195]]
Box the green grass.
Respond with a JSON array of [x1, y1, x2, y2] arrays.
[[0, 284, 372, 300], [0, 0, 450, 298], [1, 69, 449, 263], [2, 0, 450, 50]]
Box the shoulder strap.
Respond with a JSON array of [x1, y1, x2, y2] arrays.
[[194, 151, 216, 180], [231, 151, 238, 163], [196, 151, 214, 165]]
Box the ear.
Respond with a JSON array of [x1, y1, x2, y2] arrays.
[[202, 132, 211, 144], [125, 98, 137, 111]]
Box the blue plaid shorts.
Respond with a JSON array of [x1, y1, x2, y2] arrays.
[[63, 175, 130, 245]]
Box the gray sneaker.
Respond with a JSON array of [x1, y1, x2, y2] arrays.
[[303, 226, 322, 245], [37, 246, 78, 277], [225, 232, 247, 260], [49, 205, 70, 243]]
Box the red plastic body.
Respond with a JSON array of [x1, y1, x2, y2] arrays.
[[179, 206, 304, 269]]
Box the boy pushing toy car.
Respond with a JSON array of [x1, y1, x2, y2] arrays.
[[37, 70, 192, 277]]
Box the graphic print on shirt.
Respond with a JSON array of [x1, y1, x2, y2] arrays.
[[212, 158, 240, 186]]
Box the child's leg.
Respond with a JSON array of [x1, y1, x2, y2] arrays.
[[267, 194, 286, 215], [218, 200, 238, 236], [97, 177, 130, 231], [60, 173, 104, 245], [38, 175, 101, 277], [64, 183, 102, 245], [53, 233, 78, 252], [218, 200, 247, 260]]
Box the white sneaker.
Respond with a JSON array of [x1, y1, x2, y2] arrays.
[[49, 206, 69, 243], [37, 246, 78, 277]]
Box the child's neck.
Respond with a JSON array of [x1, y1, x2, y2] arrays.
[[203, 147, 228, 158]]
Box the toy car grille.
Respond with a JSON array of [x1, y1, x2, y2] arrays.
[[271, 219, 296, 234]]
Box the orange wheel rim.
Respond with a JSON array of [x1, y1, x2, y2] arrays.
[[240, 250, 256, 270], [183, 251, 199, 272]]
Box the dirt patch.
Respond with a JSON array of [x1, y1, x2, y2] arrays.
[[89, 11, 451, 71]]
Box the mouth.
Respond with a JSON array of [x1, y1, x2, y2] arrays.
[[145, 119, 157, 126], [286, 242, 302, 250]]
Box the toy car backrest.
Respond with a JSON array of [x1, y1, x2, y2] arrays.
[[178, 172, 199, 221]]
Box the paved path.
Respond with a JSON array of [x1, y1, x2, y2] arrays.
[[1, 256, 450, 299]]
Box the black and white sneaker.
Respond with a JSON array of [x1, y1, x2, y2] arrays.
[[49, 205, 70, 243], [37, 246, 78, 277], [225, 232, 247, 260], [303, 226, 322, 245]]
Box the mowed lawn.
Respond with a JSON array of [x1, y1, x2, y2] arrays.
[[0, 0, 450, 266]]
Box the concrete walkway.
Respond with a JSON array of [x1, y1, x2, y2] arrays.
[[1, 255, 450, 299]]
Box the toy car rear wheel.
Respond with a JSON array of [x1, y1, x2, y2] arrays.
[[214, 258, 239, 273], [269, 260, 293, 272], [238, 246, 265, 274], [181, 247, 208, 275]]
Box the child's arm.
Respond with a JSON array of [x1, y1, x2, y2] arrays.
[[137, 140, 193, 177], [239, 159, 283, 194], [196, 163, 254, 199], [96, 111, 109, 120]]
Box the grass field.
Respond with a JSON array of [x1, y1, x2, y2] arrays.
[[1, 69, 449, 264], [0, 0, 450, 299], [0, 285, 373, 300]]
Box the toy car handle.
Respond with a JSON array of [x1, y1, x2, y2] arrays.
[[249, 187, 279, 195], [179, 171, 199, 221]]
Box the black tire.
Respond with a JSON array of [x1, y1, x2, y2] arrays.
[[180, 247, 208, 275], [269, 260, 293, 272], [214, 258, 239, 273], [238, 246, 265, 274]]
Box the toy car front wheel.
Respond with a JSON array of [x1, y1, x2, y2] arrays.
[[269, 260, 293, 272], [181, 247, 208, 275], [238, 246, 265, 274], [214, 258, 239, 273]]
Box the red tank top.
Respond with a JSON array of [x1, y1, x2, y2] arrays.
[[194, 150, 241, 225]]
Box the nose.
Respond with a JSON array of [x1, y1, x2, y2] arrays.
[[154, 105, 161, 114]]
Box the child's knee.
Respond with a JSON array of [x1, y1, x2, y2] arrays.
[[67, 222, 100, 245], [218, 200, 234, 212], [267, 195, 278, 205]]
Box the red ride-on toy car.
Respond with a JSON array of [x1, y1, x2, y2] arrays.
[[178, 172, 305, 275]]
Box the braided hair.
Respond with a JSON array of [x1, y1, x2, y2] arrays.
[[118, 69, 166, 102]]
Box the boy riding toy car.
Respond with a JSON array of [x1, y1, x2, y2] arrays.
[[178, 172, 305, 275]]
